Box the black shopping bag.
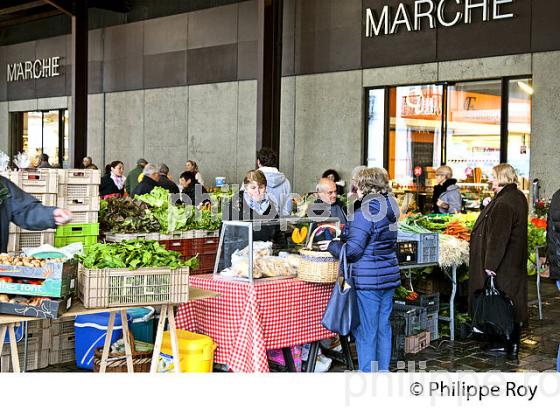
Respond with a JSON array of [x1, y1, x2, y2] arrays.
[[321, 245, 360, 336], [471, 276, 515, 341]]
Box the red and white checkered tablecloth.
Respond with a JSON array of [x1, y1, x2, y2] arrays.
[[176, 274, 336, 373]]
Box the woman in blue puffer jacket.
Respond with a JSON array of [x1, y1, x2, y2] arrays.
[[327, 167, 400, 372]]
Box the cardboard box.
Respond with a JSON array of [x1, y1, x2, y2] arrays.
[[0, 262, 77, 298], [0, 296, 72, 319]]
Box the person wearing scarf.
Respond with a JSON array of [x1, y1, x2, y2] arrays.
[[100, 160, 126, 199], [224, 169, 279, 241], [432, 165, 462, 214]]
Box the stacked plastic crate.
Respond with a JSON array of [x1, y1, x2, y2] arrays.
[[1, 319, 50, 372], [49, 317, 76, 365], [4, 169, 59, 252], [54, 169, 101, 248]]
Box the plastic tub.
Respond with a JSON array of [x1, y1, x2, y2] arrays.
[[127, 307, 155, 343], [74, 312, 130, 370], [157, 329, 217, 373]]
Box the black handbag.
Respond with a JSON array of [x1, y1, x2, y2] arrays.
[[321, 244, 360, 336], [471, 275, 515, 340]]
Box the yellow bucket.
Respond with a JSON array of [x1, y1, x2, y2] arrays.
[[157, 330, 217, 373]]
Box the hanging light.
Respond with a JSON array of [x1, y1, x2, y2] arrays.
[[517, 81, 534, 95]]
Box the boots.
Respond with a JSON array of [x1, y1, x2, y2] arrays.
[[506, 323, 521, 360]]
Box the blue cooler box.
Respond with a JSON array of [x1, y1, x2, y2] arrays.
[[127, 307, 155, 343], [74, 312, 131, 370]]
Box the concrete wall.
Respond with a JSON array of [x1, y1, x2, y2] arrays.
[[532, 51, 560, 198], [0, 52, 559, 198]]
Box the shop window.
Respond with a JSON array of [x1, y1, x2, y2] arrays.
[[366, 88, 385, 168], [387, 84, 443, 187], [446, 80, 502, 183], [13, 109, 67, 167], [507, 78, 532, 190]]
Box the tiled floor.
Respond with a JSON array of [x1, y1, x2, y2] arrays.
[[35, 278, 560, 373]]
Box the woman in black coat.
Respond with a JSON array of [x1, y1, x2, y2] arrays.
[[469, 163, 528, 359], [100, 160, 125, 199], [547, 189, 560, 280]]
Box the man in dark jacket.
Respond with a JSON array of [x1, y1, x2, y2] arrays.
[[131, 163, 161, 198], [547, 189, 560, 281], [125, 158, 147, 194], [308, 178, 347, 225], [158, 164, 179, 194], [0, 176, 72, 252]]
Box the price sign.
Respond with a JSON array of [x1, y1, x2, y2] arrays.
[[414, 166, 422, 177]]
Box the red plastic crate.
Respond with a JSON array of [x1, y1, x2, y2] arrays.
[[190, 253, 217, 275], [183, 237, 219, 257], [159, 239, 185, 255]]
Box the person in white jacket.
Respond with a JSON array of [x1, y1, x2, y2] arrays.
[[256, 148, 293, 217]]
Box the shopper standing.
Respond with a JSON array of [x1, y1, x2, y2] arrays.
[[547, 188, 560, 283], [100, 160, 126, 199], [185, 160, 205, 187], [326, 167, 400, 372], [432, 165, 462, 214], [468, 163, 528, 359], [125, 158, 147, 195], [256, 148, 292, 216]]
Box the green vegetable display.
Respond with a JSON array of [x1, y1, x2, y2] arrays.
[[99, 197, 161, 234], [79, 240, 198, 270]]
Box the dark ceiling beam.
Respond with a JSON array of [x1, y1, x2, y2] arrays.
[[42, 0, 74, 15], [88, 0, 133, 13], [0, 1, 45, 16], [0, 9, 62, 29]]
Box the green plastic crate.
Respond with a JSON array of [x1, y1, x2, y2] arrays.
[[54, 235, 98, 248], [55, 223, 99, 237]]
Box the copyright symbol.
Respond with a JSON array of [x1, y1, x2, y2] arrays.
[[410, 382, 423, 396]]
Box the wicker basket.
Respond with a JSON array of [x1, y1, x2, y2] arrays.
[[297, 224, 340, 283], [92, 333, 152, 373]]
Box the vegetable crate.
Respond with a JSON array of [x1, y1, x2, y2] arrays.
[[55, 223, 99, 248], [7, 230, 55, 253], [406, 292, 440, 315], [391, 316, 406, 361], [54, 235, 98, 248], [17, 169, 59, 194], [183, 237, 219, 257], [50, 317, 75, 336], [404, 331, 431, 354], [1, 336, 50, 372], [396, 241, 418, 265], [57, 195, 100, 212], [105, 232, 161, 242], [397, 232, 439, 265], [78, 265, 190, 308], [190, 254, 216, 275], [57, 183, 99, 200], [30, 193, 57, 207], [56, 223, 99, 238], [391, 303, 428, 336], [49, 347, 75, 365], [70, 211, 99, 224], [426, 313, 439, 340], [57, 169, 101, 185]]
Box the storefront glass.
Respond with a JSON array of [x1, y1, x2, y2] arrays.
[[20, 110, 66, 167], [507, 78, 532, 189], [388, 84, 443, 187], [446, 80, 502, 183], [366, 88, 385, 168]]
